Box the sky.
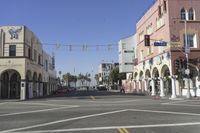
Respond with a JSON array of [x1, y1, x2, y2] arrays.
[[0, 0, 155, 77]]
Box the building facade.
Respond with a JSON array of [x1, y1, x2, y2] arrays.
[[119, 34, 136, 93], [98, 62, 119, 87], [0, 26, 57, 100], [132, 0, 200, 98]]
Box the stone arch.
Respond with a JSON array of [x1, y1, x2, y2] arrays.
[[161, 65, 172, 95], [38, 73, 42, 82], [145, 69, 151, 79], [133, 72, 138, 80], [26, 70, 32, 81], [152, 67, 159, 78], [139, 71, 144, 80], [0, 69, 21, 99], [32, 72, 37, 97], [152, 67, 160, 94]]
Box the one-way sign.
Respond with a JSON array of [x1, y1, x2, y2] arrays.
[[154, 41, 167, 46]]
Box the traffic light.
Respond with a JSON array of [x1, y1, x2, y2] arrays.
[[183, 59, 187, 69], [144, 35, 150, 46], [175, 59, 180, 70]]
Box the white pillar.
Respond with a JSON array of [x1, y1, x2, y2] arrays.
[[160, 78, 165, 97], [139, 80, 142, 93], [20, 81, 26, 100], [144, 79, 148, 92], [134, 80, 137, 92], [151, 79, 156, 96], [171, 75, 177, 99], [176, 79, 180, 95]]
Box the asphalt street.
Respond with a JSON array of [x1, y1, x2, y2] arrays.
[[0, 90, 200, 133]]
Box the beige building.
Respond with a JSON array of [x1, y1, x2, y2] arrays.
[[0, 26, 57, 100]]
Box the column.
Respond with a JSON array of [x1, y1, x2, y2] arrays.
[[144, 79, 148, 92], [171, 75, 177, 99], [29, 82, 33, 98], [134, 80, 137, 93], [139, 80, 142, 93], [151, 79, 156, 96], [20, 81, 26, 100], [160, 77, 165, 97]]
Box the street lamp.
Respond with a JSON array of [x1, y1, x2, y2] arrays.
[[183, 12, 191, 98]]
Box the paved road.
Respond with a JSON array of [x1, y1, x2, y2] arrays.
[[0, 90, 200, 133]]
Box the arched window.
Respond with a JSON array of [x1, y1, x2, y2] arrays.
[[189, 8, 195, 20], [181, 8, 186, 20]]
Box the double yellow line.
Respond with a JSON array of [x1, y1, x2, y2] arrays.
[[118, 128, 129, 133]]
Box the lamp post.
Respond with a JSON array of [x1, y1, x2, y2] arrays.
[[184, 12, 191, 98]]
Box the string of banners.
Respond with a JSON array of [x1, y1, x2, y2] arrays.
[[42, 43, 117, 52]]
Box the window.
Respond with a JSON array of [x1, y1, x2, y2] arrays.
[[146, 24, 153, 34], [156, 16, 164, 29], [124, 63, 133, 65], [38, 55, 41, 64], [28, 47, 31, 59], [139, 31, 144, 42], [9, 45, 16, 56], [140, 50, 144, 60], [188, 8, 194, 20], [184, 34, 197, 48], [148, 46, 152, 55], [181, 8, 186, 20], [124, 50, 134, 53], [163, 0, 167, 12], [34, 50, 37, 61], [45, 60, 48, 71], [158, 6, 162, 17], [122, 43, 126, 50]]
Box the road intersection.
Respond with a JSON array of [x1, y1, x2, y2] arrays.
[[0, 91, 200, 133]]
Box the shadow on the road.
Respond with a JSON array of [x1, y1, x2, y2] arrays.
[[52, 90, 146, 99]]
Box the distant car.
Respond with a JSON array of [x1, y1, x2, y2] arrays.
[[67, 87, 76, 92], [55, 88, 68, 95], [97, 85, 107, 91]]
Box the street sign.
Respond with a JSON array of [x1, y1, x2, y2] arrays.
[[154, 41, 167, 46]]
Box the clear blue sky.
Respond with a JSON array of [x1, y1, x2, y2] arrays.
[[0, 0, 155, 77]]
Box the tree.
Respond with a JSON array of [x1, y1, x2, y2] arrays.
[[109, 66, 126, 86], [63, 73, 78, 88], [95, 74, 99, 85], [78, 73, 85, 86]]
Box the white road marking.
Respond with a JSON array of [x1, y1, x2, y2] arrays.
[[87, 99, 141, 104], [48, 99, 149, 104], [1, 109, 129, 133], [12, 122, 200, 133], [128, 109, 200, 116], [162, 103, 200, 107], [0, 105, 79, 117], [13, 102, 74, 107], [161, 100, 191, 105]]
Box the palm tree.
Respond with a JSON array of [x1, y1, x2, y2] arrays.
[[95, 74, 99, 85]]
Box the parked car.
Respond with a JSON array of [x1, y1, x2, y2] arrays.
[[97, 85, 107, 91]]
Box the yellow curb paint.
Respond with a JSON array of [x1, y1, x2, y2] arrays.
[[122, 128, 129, 133], [90, 96, 95, 100], [118, 128, 124, 133]]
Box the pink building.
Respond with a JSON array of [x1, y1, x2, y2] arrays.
[[133, 0, 200, 98]]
